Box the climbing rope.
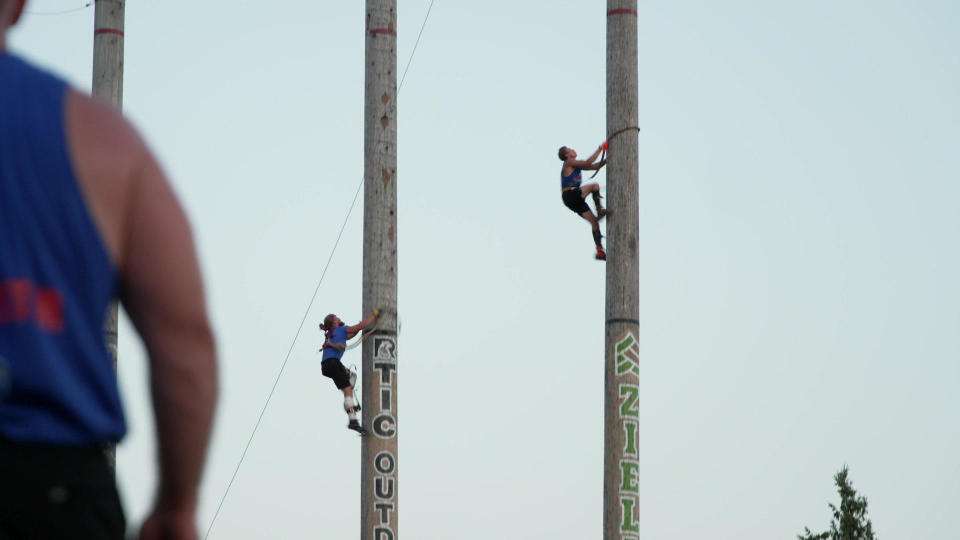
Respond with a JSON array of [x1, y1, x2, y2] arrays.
[[342, 312, 400, 408], [342, 310, 401, 351], [204, 3, 436, 538], [344, 320, 380, 351], [607, 125, 642, 142], [589, 125, 641, 179]]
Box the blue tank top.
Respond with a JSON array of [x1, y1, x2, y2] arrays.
[[0, 53, 124, 446], [322, 326, 349, 361], [561, 166, 582, 189]]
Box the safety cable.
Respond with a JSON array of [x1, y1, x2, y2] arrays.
[[399, 0, 435, 91], [204, 2, 437, 538], [203, 180, 362, 540], [24, 1, 92, 16]]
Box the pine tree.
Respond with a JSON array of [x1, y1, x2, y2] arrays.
[[799, 466, 876, 540]]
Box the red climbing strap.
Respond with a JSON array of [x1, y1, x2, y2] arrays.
[[589, 126, 641, 179]]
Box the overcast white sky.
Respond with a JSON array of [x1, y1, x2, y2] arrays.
[[9, 1, 960, 538]]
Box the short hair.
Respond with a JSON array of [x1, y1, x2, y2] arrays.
[[558, 147, 568, 161]]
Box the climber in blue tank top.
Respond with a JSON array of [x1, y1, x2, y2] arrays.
[[322, 324, 350, 362], [0, 2, 217, 537], [558, 142, 608, 260], [561, 164, 583, 189], [319, 309, 380, 435]]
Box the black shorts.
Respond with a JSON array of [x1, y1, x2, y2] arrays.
[[321, 358, 352, 389], [562, 188, 590, 215], [0, 438, 125, 539]]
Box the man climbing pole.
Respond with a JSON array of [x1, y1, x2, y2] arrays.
[[319, 309, 380, 434], [558, 142, 609, 260]]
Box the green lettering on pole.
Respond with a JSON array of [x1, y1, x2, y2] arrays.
[[620, 461, 639, 493], [620, 496, 640, 533], [623, 420, 638, 456], [619, 385, 639, 418], [615, 332, 640, 376]]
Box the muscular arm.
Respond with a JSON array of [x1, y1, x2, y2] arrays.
[[566, 146, 606, 170], [67, 91, 218, 523], [323, 340, 346, 351], [122, 149, 217, 517], [346, 311, 378, 339], [580, 158, 606, 171]]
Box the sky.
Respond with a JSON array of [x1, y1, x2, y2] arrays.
[[8, 0, 960, 538]]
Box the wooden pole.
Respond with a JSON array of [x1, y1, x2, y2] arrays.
[[604, 2, 640, 539], [92, 0, 125, 471], [361, 1, 398, 539], [93, 0, 124, 108]]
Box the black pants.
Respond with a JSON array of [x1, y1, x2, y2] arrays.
[[321, 358, 352, 389], [0, 438, 125, 540]]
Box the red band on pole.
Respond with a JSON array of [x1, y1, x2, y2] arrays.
[[607, 9, 638, 16], [369, 28, 396, 36], [94, 28, 124, 37]]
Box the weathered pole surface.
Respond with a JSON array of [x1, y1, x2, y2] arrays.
[[604, 2, 640, 539], [93, 0, 124, 108], [361, 1, 398, 539], [92, 0, 125, 470]]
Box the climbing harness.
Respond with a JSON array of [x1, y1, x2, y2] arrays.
[[589, 125, 641, 179]]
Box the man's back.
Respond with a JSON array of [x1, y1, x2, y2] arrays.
[[0, 52, 125, 446], [0, 42, 217, 539]]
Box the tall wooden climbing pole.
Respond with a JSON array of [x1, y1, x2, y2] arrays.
[[604, 2, 641, 539], [92, 0, 125, 470], [361, 1, 399, 539]]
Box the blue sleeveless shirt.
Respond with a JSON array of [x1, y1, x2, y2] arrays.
[[322, 326, 349, 361], [0, 53, 124, 446], [561, 166, 582, 189]]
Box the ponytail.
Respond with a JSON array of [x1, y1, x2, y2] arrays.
[[320, 313, 337, 333]]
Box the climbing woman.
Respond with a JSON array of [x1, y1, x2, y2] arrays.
[[319, 308, 380, 434], [558, 142, 608, 260]]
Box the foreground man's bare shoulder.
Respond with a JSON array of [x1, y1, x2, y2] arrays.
[[66, 89, 149, 178], [65, 89, 159, 269]]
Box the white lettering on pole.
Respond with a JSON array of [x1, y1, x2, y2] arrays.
[[371, 336, 397, 538]]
